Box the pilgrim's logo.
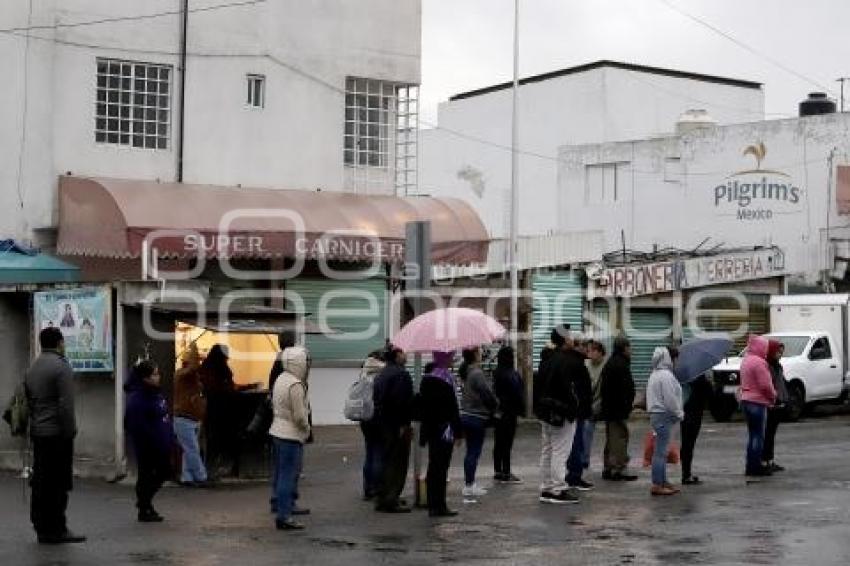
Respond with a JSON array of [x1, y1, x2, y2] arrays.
[[713, 142, 801, 221]]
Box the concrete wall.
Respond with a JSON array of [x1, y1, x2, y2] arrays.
[[419, 65, 764, 240], [557, 112, 850, 283], [1, 0, 422, 243]]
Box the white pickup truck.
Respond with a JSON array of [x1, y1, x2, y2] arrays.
[[709, 294, 850, 422]]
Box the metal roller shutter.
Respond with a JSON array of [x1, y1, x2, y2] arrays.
[[532, 271, 584, 370], [627, 309, 673, 388], [286, 277, 387, 363]]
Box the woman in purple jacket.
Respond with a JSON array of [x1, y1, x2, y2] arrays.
[[125, 361, 173, 522]]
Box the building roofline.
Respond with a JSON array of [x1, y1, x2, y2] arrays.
[[448, 60, 763, 102]]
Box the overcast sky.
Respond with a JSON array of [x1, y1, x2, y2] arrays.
[[421, 0, 850, 126]]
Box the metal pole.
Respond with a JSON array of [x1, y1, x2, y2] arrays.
[[176, 0, 188, 182], [508, 0, 520, 349], [114, 285, 127, 480]]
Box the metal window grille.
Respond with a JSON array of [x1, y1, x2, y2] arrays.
[[247, 74, 265, 108], [95, 58, 172, 149], [395, 84, 419, 197]]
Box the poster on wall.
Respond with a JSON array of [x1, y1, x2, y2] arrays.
[[34, 287, 113, 372]]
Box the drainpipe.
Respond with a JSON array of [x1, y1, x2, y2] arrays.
[[176, 0, 188, 183]]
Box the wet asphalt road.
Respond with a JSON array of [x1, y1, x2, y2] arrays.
[[2, 411, 850, 566]]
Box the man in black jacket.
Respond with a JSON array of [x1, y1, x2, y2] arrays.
[[25, 327, 86, 544], [599, 335, 638, 481], [566, 337, 594, 490], [535, 325, 580, 504], [372, 347, 414, 513]]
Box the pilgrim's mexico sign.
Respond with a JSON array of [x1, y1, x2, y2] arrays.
[[590, 249, 786, 298], [713, 142, 803, 221]]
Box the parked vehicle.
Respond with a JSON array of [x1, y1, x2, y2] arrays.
[[709, 294, 850, 422]]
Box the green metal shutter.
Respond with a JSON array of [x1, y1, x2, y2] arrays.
[[532, 271, 584, 370], [627, 309, 673, 388], [286, 278, 387, 363]]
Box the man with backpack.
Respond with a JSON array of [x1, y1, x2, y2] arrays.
[[534, 325, 580, 505], [25, 327, 86, 544], [346, 350, 385, 500]]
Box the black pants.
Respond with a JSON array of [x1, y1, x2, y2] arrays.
[[680, 411, 704, 479], [30, 437, 73, 536], [376, 427, 410, 510], [493, 415, 517, 476], [427, 439, 453, 513], [763, 408, 782, 462], [135, 444, 171, 512]]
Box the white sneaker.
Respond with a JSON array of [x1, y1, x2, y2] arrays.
[[462, 484, 488, 498]]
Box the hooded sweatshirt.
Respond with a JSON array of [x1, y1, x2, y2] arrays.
[[124, 369, 172, 456], [646, 347, 684, 420], [270, 346, 311, 443], [740, 335, 777, 407]]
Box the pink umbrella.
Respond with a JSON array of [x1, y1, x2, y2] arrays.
[[392, 307, 507, 353]]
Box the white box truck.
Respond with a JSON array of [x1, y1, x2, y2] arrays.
[[710, 294, 850, 422]]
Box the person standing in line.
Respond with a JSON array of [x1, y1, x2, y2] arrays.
[[125, 361, 173, 522], [680, 373, 712, 485], [566, 337, 595, 491], [739, 334, 777, 477], [358, 350, 386, 500], [534, 325, 580, 505], [419, 351, 463, 518], [268, 331, 295, 514], [459, 347, 499, 503], [763, 340, 790, 472], [372, 346, 415, 513], [579, 341, 607, 479], [599, 336, 638, 482], [25, 327, 86, 544], [270, 346, 312, 530], [173, 344, 209, 487], [493, 345, 524, 484], [646, 346, 684, 496]]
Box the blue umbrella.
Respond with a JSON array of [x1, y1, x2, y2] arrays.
[[675, 336, 734, 383]]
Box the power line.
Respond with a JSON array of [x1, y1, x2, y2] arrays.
[[656, 0, 835, 96], [0, 0, 265, 34]]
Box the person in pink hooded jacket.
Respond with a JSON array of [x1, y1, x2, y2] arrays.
[[739, 335, 777, 477]]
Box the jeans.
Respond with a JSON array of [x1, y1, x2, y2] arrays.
[[539, 421, 575, 493], [742, 401, 768, 473], [361, 421, 383, 498], [427, 439, 454, 513], [174, 417, 207, 483], [270, 441, 302, 513], [273, 438, 303, 522], [30, 437, 73, 536], [462, 414, 488, 486], [680, 411, 704, 479], [566, 419, 587, 484], [493, 414, 517, 476], [650, 413, 677, 486], [763, 407, 782, 463]]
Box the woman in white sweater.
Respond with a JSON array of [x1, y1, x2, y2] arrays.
[[646, 346, 684, 496], [270, 346, 311, 530]]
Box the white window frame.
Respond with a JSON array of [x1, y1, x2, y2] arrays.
[[95, 58, 172, 150], [246, 74, 265, 108], [344, 77, 397, 168]]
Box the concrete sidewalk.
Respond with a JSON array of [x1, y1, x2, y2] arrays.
[[2, 415, 850, 565]]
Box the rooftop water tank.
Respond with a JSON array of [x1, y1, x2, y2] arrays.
[[675, 109, 717, 135], [799, 92, 836, 117]]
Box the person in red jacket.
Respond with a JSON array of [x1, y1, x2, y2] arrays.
[[739, 335, 777, 477]]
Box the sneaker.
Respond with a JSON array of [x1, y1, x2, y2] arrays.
[[38, 530, 87, 544], [539, 490, 579, 504], [568, 479, 595, 491], [276, 519, 305, 530], [138, 508, 164, 523], [682, 476, 703, 485], [612, 472, 639, 482], [769, 462, 786, 472], [462, 484, 488, 498]]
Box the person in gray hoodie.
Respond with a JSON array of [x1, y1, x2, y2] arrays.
[[459, 347, 499, 503], [645, 346, 684, 496]]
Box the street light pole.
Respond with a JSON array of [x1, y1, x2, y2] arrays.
[[509, 0, 520, 349]]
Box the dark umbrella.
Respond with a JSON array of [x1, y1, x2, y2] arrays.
[[675, 336, 734, 383]]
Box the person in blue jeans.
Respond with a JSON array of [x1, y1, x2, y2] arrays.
[[459, 348, 499, 503], [646, 346, 684, 496], [173, 345, 208, 486], [269, 346, 311, 530], [739, 334, 777, 477]]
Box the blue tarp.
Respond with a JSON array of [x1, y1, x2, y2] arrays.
[[0, 240, 80, 284]]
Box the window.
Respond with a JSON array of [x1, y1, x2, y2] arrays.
[[585, 162, 630, 204], [246, 74, 265, 108], [344, 78, 397, 168], [664, 157, 683, 183], [95, 58, 171, 149], [810, 337, 832, 361]]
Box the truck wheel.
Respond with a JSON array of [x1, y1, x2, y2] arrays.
[[710, 397, 737, 422], [785, 383, 805, 422]]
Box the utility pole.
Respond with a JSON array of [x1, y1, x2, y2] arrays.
[[837, 77, 850, 113], [509, 0, 520, 350]]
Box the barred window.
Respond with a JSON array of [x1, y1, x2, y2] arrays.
[[95, 58, 171, 149], [344, 78, 396, 168]]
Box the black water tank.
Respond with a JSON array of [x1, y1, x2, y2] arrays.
[[799, 92, 836, 116]]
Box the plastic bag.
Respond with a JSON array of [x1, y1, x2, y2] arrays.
[[642, 430, 681, 467]]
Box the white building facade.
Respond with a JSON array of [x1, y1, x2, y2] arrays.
[[419, 61, 765, 240], [1, 0, 422, 246]]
